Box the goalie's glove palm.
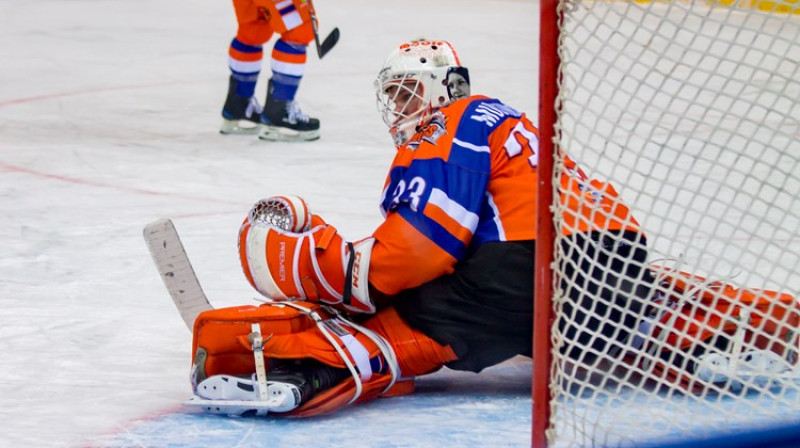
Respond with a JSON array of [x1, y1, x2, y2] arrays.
[[239, 221, 375, 314]]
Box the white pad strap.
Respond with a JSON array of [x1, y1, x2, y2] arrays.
[[326, 319, 373, 381], [309, 312, 363, 405], [269, 300, 365, 405], [337, 315, 401, 395], [250, 323, 270, 405]]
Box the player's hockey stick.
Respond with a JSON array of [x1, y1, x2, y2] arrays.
[[309, 1, 339, 58], [143, 219, 213, 331]]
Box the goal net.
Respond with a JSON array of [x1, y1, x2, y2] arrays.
[[535, 0, 800, 446]]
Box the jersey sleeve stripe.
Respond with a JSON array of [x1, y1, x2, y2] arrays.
[[423, 203, 474, 245], [397, 207, 467, 260], [484, 192, 507, 240], [452, 137, 490, 153], [427, 188, 480, 232]]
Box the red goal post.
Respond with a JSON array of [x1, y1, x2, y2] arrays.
[[535, 0, 800, 447], [533, 0, 559, 446]]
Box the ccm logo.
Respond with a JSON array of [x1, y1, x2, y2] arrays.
[[352, 252, 363, 288]]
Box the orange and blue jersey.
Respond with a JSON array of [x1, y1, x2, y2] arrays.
[[369, 96, 539, 295], [367, 95, 641, 296]]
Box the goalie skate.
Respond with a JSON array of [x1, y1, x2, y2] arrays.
[[187, 375, 303, 416], [695, 349, 795, 391]]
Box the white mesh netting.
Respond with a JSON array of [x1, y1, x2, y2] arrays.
[[546, 1, 800, 446]]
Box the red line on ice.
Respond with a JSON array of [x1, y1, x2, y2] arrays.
[[0, 80, 205, 107], [0, 161, 245, 207]]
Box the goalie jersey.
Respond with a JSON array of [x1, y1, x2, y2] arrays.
[[368, 95, 641, 296], [368, 96, 539, 295]]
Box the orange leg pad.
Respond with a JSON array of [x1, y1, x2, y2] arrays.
[[364, 307, 459, 377], [190, 303, 459, 417]]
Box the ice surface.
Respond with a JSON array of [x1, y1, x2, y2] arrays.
[[3, 1, 797, 447]]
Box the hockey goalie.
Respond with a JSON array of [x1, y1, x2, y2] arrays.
[[184, 40, 799, 417]]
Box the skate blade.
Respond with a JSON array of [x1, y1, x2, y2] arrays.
[[187, 384, 301, 416], [220, 119, 261, 135], [258, 125, 320, 142], [695, 350, 796, 392], [193, 377, 302, 414], [185, 397, 273, 416]]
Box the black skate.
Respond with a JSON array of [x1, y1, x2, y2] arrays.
[[220, 76, 264, 135], [267, 359, 349, 403], [258, 79, 320, 142]]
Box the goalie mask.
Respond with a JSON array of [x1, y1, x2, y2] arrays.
[[375, 40, 470, 146]]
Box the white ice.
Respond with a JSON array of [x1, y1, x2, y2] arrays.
[[0, 1, 537, 447], [4, 1, 798, 447]]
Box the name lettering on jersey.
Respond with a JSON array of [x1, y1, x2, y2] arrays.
[[470, 102, 521, 126], [389, 176, 427, 212]]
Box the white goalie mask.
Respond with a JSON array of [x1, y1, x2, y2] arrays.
[[375, 40, 469, 146]]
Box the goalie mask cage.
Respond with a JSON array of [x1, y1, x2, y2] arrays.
[[534, 0, 800, 447]]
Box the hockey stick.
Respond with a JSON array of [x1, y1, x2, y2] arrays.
[[308, 0, 339, 59], [143, 219, 213, 331], [143, 219, 306, 416]]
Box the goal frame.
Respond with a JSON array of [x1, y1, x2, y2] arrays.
[[533, 0, 800, 447], [531, 0, 560, 448], [533, 0, 559, 446]]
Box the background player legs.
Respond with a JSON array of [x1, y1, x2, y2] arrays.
[[221, 0, 321, 140], [258, 27, 320, 141], [220, 0, 272, 135], [220, 38, 268, 134]]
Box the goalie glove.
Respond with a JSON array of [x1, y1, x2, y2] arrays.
[[247, 195, 315, 233], [239, 197, 375, 314]]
